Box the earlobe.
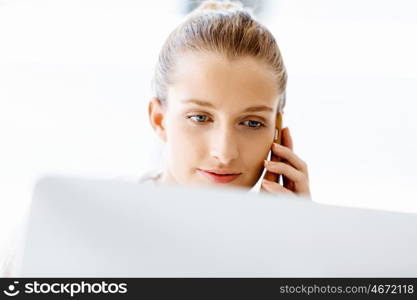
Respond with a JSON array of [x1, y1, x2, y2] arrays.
[[148, 97, 167, 142]]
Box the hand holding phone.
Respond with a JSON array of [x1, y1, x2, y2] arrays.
[[262, 112, 311, 197]]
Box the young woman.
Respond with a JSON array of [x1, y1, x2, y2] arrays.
[[142, 0, 311, 197]]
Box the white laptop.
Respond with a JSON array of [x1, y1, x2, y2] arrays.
[[20, 176, 417, 277]]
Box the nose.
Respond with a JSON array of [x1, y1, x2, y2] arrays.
[[209, 125, 239, 165]]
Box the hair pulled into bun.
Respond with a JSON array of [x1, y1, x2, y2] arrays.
[[192, 0, 255, 16], [196, 0, 243, 12]]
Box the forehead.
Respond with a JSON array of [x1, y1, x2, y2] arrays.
[[167, 51, 280, 109]]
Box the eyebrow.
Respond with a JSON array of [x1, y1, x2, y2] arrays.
[[182, 99, 273, 113]]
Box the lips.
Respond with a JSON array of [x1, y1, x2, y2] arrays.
[[197, 169, 242, 184]]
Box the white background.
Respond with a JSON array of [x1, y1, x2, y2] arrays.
[[1, 0, 416, 255]]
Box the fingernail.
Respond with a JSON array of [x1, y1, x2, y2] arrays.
[[262, 179, 272, 185], [264, 160, 269, 166]]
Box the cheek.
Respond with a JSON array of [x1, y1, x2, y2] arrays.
[[243, 133, 273, 161], [241, 133, 272, 180], [165, 118, 207, 163]]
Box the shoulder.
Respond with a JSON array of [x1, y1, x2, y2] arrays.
[[138, 169, 162, 183], [115, 169, 163, 185]]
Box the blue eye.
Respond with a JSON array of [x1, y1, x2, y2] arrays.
[[188, 115, 209, 123], [242, 120, 264, 129]]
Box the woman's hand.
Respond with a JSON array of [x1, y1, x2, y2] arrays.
[[261, 127, 311, 198]]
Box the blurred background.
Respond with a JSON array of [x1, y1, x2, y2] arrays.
[[1, 0, 416, 254]]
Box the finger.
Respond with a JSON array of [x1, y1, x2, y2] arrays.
[[281, 127, 309, 181], [264, 160, 306, 186], [263, 168, 280, 183], [282, 127, 293, 151], [261, 179, 295, 195], [271, 143, 308, 174]]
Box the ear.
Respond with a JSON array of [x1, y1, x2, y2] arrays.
[[148, 97, 167, 143]]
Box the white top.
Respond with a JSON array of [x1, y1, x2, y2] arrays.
[[136, 169, 163, 185]]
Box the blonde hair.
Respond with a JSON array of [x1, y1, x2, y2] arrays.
[[152, 0, 287, 112]]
